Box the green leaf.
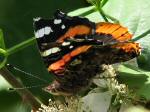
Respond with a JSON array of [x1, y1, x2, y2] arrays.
[[118, 64, 150, 100], [137, 40, 150, 70], [117, 64, 148, 88], [0, 29, 5, 49]]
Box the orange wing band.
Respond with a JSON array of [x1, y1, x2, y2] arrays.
[[48, 45, 91, 72], [96, 22, 133, 41], [57, 25, 92, 43], [111, 42, 141, 55]]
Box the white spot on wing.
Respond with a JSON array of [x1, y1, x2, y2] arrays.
[[51, 47, 60, 53], [61, 24, 65, 29], [62, 42, 70, 46], [44, 27, 53, 35], [54, 19, 62, 24], [35, 27, 53, 38], [38, 28, 45, 38], [69, 45, 74, 49], [33, 17, 41, 22], [59, 11, 65, 15], [41, 47, 61, 57]]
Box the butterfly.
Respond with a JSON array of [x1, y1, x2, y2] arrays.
[[33, 10, 141, 95]]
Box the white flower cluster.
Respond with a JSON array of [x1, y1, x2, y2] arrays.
[[36, 97, 79, 112], [36, 100, 64, 112], [102, 65, 130, 105]]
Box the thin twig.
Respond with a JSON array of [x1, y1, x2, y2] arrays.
[[6, 37, 35, 56]]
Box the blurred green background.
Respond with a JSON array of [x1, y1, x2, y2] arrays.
[[0, 0, 88, 112]]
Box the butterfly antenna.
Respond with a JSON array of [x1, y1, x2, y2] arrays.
[[6, 64, 48, 84], [8, 84, 46, 91]]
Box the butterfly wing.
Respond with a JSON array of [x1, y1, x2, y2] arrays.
[[92, 22, 132, 45], [34, 10, 140, 76], [34, 10, 95, 44], [33, 10, 96, 75], [90, 22, 141, 63]]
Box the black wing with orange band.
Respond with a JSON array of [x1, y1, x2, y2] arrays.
[[95, 22, 141, 58], [34, 10, 141, 76], [33, 10, 96, 74]]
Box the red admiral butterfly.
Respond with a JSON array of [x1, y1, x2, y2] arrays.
[[33, 10, 141, 95]]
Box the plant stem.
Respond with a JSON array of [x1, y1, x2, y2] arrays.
[[98, 8, 109, 22], [90, 0, 109, 22], [103, 10, 120, 23], [101, 0, 109, 8], [98, 0, 119, 23], [7, 37, 36, 56], [0, 48, 7, 55], [0, 57, 7, 69], [0, 67, 41, 110], [79, 7, 95, 17], [132, 29, 150, 41], [0, 29, 6, 49], [0, 48, 7, 69]]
